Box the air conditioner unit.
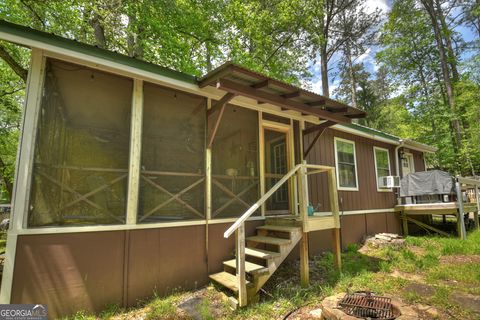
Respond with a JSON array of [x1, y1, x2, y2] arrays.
[[378, 176, 400, 188]]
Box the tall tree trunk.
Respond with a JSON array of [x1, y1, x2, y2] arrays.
[[206, 43, 212, 72], [345, 43, 357, 108], [320, 44, 329, 97], [89, 12, 107, 49], [421, 0, 462, 151], [434, 0, 459, 82]]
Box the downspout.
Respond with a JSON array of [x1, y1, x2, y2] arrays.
[[395, 140, 404, 206], [395, 139, 404, 177]]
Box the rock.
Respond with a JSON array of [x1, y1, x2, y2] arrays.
[[308, 308, 322, 318], [426, 307, 440, 318]]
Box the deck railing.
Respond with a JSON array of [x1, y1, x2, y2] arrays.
[[224, 161, 340, 306]]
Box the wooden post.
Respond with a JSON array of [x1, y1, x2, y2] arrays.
[[402, 211, 409, 236], [205, 147, 212, 271], [126, 79, 143, 224], [236, 223, 247, 307], [455, 180, 467, 240], [475, 185, 480, 230], [327, 168, 342, 270], [0, 49, 45, 304], [332, 228, 342, 269], [300, 232, 309, 287], [298, 162, 309, 287]]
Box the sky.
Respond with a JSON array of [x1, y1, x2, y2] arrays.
[[305, 0, 477, 99]]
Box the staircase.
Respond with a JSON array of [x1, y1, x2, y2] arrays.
[[208, 163, 341, 307], [209, 218, 303, 305]]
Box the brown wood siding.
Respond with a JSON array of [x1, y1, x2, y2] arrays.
[[11, 213, 402, 318], [11, 221, 263, 318], [304, 128, 397, 211]]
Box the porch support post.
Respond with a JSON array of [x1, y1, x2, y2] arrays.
[[298, 161, 309, 287], [328, 167, 342, 269], [206, 98, 212, 272], [0, 49, 46, 304], [455, 179, 467, 240], [126, 79, 143, 224], [475, 185, 479, 230], [236, 223, 247, 306]]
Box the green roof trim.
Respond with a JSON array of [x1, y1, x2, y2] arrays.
[[0, 19, 197, 84], [343, 123, 400, 142]]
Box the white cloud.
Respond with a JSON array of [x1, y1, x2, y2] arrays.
[[365, 0, 389, 14], [357, 48, 372, 63]]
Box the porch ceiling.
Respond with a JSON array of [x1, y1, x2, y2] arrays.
[[199, 62, 366, 124]]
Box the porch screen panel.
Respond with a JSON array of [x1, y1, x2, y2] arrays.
[[28, 59, 132, 227], [138, 83, 206, 223], [212, 106, 260, 218]]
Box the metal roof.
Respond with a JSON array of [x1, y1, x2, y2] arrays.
[[199, 62, 366, 124]]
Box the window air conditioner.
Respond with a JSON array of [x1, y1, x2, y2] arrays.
[[378, 176, 400, 188]]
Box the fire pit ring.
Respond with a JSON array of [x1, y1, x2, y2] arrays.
[[338, 291, 399, 319]]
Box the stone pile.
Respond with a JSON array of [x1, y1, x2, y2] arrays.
[[364, 233, 405, 249]]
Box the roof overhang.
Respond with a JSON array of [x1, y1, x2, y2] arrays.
[[199, 62, 366, 125], [401, 139, 438, 153]]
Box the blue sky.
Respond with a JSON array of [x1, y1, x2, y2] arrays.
[[305, 0, 478, 98]]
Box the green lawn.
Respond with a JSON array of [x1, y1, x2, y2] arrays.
[[67, 230, 480, 320]]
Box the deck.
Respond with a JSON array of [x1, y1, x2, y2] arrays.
[[395, 202, 478, 215]]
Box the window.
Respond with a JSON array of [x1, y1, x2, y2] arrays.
[[28, 59, 132, 227], [374, 147, 392, 191], [334, 137, 358, 191]]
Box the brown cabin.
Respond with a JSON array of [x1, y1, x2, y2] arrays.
[[0, 20, 436, 318]]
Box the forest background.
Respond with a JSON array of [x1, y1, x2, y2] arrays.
[[0, 0, 478, 203]]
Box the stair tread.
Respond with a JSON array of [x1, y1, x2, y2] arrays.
[[224, 259, 269, 274], [209, 272, 250, 293], [245, 247, 280, 259], [257, 225, 301, 232], [246, 235, 291, 245]]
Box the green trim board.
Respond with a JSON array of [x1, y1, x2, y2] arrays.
[[0, 19, 197, 84]]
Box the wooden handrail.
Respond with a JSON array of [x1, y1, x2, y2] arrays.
[[224, 164, 302, 238]]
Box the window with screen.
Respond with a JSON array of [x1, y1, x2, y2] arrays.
[[374, 147, 391, 190], [334, 138, 358, 190], [28, 59, 132, 227], [137, 82, 206, 223]]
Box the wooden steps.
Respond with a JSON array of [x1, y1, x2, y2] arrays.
[[245, 247, 280, 259], [256, 225, 301, 233], [223, 260, 269, 275], [209, 218, 303, 307], [246, 235, 291, 246], [209, 271, 250, 293]]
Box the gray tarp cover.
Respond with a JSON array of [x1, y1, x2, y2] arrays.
[[400, 170, 454, 196]]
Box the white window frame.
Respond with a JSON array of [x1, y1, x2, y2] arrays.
[[334, 137, 359, 191], [373, 146, 392, 192]]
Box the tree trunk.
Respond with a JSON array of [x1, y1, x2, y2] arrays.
[[89, 12, 107, 49], [421, 0, 462, 151], [0, 45, 28, 82], [434, 0, 459, 82], [345, 43, 357, 108], [320, 44, 330, 97]]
